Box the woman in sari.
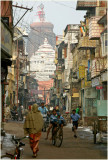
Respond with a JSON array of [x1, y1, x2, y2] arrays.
[[24, 103, 43, 157]]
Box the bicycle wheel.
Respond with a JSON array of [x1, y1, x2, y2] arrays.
[[55, 128, 63, 147], [52, 128, 56, 145], [1, 155, 12, 159]]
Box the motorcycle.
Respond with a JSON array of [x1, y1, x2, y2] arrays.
[[10, 110, 18, 121], [1, 135, 33, 159]]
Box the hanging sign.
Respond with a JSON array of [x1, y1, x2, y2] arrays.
[[96, 86, 103, 90], [79, 65, 85, 79]]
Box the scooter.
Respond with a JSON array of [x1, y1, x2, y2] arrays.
[[1, 135, 33, 159]]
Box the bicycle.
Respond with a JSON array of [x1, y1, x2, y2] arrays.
[[42, 114, 49, 132], [52, 121, 63, 147], [1, 135, 32, 159]]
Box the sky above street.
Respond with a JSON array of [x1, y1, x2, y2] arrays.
[[13, 0, 86, 35]]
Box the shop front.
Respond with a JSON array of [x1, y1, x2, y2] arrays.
[[1, 20, 12, 122], [97, 71, 107, 117]]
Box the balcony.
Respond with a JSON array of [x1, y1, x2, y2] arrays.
[[76, 0, 97, 10], [1, 20, 12, 58], [57, 73, 62, 80], [89, 16, 104, 40], [57, 65, 62, 71], [78, 36, 96, 50], [101, 33, 108, 57], [58, 58, 64, 64], [91, 58, 104, 78]]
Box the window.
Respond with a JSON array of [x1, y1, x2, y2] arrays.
[[101, 33, 108, 57], [88, 60, 90, 73], [102, 82, 107, 100]]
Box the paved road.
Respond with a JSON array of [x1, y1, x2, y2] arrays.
[[2, 122, 107, 159]]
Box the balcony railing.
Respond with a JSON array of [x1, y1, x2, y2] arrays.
[[76, 0, 97, 10], [91, 58, 104, 78], [78, 36, 96, 50], [89, 16, 104, 40]]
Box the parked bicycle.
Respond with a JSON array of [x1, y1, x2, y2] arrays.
[[52, 120, 63, 147], [1, 135, 32, 159]]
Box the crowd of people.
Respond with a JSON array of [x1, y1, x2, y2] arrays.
[[23, 102, 80, 157], [4, 102, 80, 158]]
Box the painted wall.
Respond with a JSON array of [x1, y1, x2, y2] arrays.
[[97, 100, 107, 116]]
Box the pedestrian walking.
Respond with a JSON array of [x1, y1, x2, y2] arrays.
[[62, 105, 66, 114], [38, 102, 48, 115], [55, 105, 60, 114], [4, 104, 10, 121], [13, 104, 17, 111], [23, 103, 43, 158], [17, 105, 22, 121], [28, 105, 32, 111], [70, 109, 80, 138], [76, 106, 80, 114]]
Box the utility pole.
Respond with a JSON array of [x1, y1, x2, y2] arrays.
[[13, 5, 33, 28], [44, 88, 46, 104], [17, 40, 19, 107]]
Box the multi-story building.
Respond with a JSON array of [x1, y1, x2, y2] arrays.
[[1, 1, 13, 122], [53, 25, 79, 112], [52, 1, 107, 125], [5, 27, 29, 109], [76, 0, 107, 124]]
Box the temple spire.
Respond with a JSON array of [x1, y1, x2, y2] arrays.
[[37, 3, 45, 22]]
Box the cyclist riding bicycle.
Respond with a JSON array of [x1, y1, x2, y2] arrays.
[[38, 102, 48, 115], [45, 109, 65, 140], [57, 113, 65, 128], [45, 109, 57, 140]]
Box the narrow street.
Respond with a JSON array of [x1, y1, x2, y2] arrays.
[[2, 122, 107, 159], [1, 1, 107, 159]]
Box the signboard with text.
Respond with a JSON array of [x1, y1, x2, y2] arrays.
[[96, 86, 103, 90], [79, 65, 85, 79], [1, 21, 12, 56]]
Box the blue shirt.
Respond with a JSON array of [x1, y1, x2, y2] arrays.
[[50, 114, 57, 123], [38, 106, 48, 115], [58, 116, 65, 124], [70, 113, 80, 122]]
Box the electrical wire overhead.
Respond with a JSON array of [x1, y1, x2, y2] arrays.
[[52, 1, 76, 10]]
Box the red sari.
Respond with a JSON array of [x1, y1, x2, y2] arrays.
[[29, 132, 41, 154]]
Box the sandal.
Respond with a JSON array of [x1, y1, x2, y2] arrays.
[[32, 154, 37, 158]]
